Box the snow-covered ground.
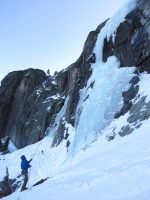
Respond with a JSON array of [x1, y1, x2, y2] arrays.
[[1, 114, 150, 200], [1, 0, 150, 199]]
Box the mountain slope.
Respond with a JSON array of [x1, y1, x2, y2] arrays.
[[2, 106, 150, 200], [1, 0, 150, 150]]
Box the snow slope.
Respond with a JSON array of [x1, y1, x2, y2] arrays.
[[2, 111, 150, 200]]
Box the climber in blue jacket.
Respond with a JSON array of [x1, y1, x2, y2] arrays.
[[20, 155, 32, 192]]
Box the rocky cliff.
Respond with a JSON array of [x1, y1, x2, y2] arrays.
[[103, 0, 150, 71], [0, 0, 150, 151]]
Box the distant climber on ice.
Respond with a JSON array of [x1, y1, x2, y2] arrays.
[[20, 155, 32, 192]]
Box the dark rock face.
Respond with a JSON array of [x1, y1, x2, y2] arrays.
[[12, 77, 65, 148], [0, 69, 47, 148], [0, 71, 24, 139], [103, 0, 150, 72]]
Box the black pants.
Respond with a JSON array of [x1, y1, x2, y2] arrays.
[[21, 170, 28, 190]]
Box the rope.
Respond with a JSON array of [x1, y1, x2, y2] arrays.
[[27, 142, 41, 189], [27, 131, 49, 188], [30, 127, 50, 160], [31, 140, 43, 160]]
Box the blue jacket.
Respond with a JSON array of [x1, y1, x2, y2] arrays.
[[21, 155, 31, 170]]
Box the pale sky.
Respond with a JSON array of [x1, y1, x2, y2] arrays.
[[0, 0, 126, 81]]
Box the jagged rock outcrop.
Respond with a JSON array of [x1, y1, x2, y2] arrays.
[[0, 167, 21, 197], [118, 94, 150, 137]]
